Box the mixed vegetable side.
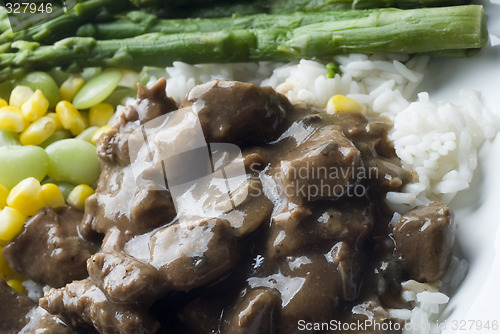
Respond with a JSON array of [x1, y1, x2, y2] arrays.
[[0, 67, 138, 289], [0, 0, 490, 301]]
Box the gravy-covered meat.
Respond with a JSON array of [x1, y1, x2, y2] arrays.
[[88, 218, 240, 304], [0, 279, 73, 334], [81, 79, 178, 237], [36, 79, 456, 334], [97, 78, 177, 166], [394, 201, 455, 282], [278, 125, 361, 203], [40, 279, 159, 334], [2, 206, 97, 288], [180, 80, 290, 145], [0, 279, 34, 333]]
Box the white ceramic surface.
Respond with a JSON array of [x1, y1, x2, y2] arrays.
[[420, 1, 500, 332]]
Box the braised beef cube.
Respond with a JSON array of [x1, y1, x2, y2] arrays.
[[393, 202, 455, 282], [87, 251, 166, 305], [81, 164, 177, 237], [150, 218, 240, 291], [130, 183, 177, 230], [19, 306, 76, 334], [98, 78, 177, 165], [180, 80, 290, 145], [223, 288, 280, 334], [0, 278, 34, 332], [3, 207, 98, 288], [228, 177, 274, 237], [0, 279, 73, 333], [278, 126, 361, 203], [40, 279, 159, 334], [135, 78, 177, 124]]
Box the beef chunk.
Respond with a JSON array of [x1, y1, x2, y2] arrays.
[[135, 78, 178, 125], [277, 125, 361, 204], [223, 288, 280, 334], [150, 218, 240, 291], [19, 307, 76, 334], [88, 218, 240, 307], [393, 202, 455, 282], [0, 278, 33, 332], [81, 164, 177, 237], [221, 176, 274, 237], [87, 251, 166, 305], [97, 78, 177, 166], [180, 80, 290, 145], [0, 279, 72, 333], [3, 207, 97, 288], [40, 279, 159, 334], [268, 199, 374, 260]]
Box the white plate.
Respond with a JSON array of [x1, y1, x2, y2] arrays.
[[421, 1, 500, 331]]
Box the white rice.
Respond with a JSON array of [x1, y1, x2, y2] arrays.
[[157, 54, 499, 333]]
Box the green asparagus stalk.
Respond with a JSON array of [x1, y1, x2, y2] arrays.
[[75, 9, 377, 40], [269, 0, 469, 12], [76, 0, 472, 39], [0, 5, 487, 81], [181, 0, 469, 18]]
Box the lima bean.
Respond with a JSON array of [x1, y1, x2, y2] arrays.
[[73, 69, 123, 110], [45, 139, 100, 185], [0, 145, 49, 188]]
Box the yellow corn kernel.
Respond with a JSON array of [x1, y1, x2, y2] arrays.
[[67, 184, 94, 211], [0, 107, 26, 132], [89, 103, 114, 127], [0, 207, 25, 241], [0, 184, 8, 209], [59, 75, 85, 102], [9, 86, 34, 108], [91, 125, 111, 145], [55, 101, 86, 136], [6, 279, 25, 294], [0, 98, 7, 109], [20, 116, 57, 146], [6, 177, 45, 217], [41, 183, 65, 209], [21, 89, 49, 122], [326, 95, 366, 115], [45, 112, 63, 131]]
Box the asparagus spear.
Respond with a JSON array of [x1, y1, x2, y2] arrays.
[[269, 0, 469, 12], [76, 9, 376, 40], [0, 5, 487, 81], [181, 0, 469, 18]]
